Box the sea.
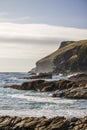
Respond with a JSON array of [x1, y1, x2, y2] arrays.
[[0, 72, 87, 118]]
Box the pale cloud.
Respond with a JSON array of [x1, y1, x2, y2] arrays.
[[0, 23, 87, 41]]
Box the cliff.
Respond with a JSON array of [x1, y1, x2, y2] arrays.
[[35, 40, 87, 74]]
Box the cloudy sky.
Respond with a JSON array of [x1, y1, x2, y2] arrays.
[[0, 0, 87, 72]]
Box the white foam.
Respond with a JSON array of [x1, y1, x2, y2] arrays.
[[8, 93, 76, 104], [67, 73, 78, 78], [0, 108, 86, 118]]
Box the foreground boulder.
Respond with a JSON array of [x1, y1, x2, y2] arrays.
[[0, 115, 87, 130]]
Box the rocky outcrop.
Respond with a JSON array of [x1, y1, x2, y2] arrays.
[[52, 73, 87, 99], [35, 40, 87, 74], [0, 115, 87, 130], [8, 79, 78, 92], [69, 72, 87, 85], [52, 86, 87, 99], [8, 73, 87, 99]]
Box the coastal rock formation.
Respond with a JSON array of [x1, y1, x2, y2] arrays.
[[69, 73, 87, 85], [52, 73, 87, 99], [8, 79, 78, 92], [52, 86, 87, 99], [8, 73, 87, 99], [35, 40, 87, 74], [0, 115, 87, 130]]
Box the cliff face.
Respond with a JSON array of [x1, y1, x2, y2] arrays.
[[36, 59, 54, 73], [35, 40, 87, 74]]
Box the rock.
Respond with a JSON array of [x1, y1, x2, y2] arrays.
[[52, 87, 87, 99], [13, 120, 26, 129], [8, 80, 45, 91], [48, 120, 69, 130], [65, 87, 87, 99], [8, 77, 87, 99], [0, 116, 12, 127], [8, 79, 77, 92], [0, 115, 87, 130], [12, 117, 22, 125]]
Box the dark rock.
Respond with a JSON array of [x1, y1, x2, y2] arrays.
[[8, 79, 75, 92], [8, 77, 87, 99], [49, 120, 69, 130], [52, 87, 87, 99], [69, 72, 87, 86]]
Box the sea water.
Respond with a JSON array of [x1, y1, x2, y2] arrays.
[[0, 72, 87, 118]]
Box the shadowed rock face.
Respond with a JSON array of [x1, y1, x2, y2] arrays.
[[36, 60, 54, 73], [35, 40, 87, 74], [0, 115, 87, 130]]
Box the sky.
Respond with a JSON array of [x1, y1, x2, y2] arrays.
[[0, 0, 87, 72]]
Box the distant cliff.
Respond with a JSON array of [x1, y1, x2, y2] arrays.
[[35, 40, 87, 74]]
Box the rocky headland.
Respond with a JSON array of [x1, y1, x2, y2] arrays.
[[34, 40, 87, 74], [0, 115, 87, 130]]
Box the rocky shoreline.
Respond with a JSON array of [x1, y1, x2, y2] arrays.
[[0, 115, 87, 130]]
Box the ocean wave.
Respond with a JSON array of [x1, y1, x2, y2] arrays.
[[8, 93, 77, 104]]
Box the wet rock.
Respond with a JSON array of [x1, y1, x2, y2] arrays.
[[69, 72, 87, 86], [9, 80, 45, 91], [8, 74, 87, 99], [52, 87, 87, 99], [8, 79, 77, 92]]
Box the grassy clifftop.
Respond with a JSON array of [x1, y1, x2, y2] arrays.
[[38, 40, 87, 63]]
